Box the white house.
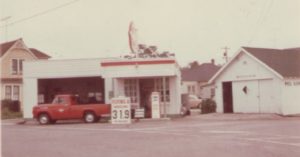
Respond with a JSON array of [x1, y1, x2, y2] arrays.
[[181, 60, 220, 98], [23, 57, 182, 118], [208, 47, 300, 115]]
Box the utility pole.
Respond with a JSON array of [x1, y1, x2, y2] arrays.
[[1, 16, 12, 41], [222, 46, 230, 63]]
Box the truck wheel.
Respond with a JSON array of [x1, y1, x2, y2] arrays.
[[84, 112, 96, 123], [38, 113, 50, 125]]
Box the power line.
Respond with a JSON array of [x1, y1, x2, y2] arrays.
[[247, 0, 274, 44], [0, 0, 80, 28]]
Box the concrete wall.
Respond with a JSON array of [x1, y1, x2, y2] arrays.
[[23, 78, 38, 118], [24, 58, 103, 79]]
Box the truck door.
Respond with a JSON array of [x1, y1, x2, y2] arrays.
[[51, 96, 71, 119]]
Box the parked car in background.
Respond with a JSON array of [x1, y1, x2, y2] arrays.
[[181, 94, 202, 115], [188, 95, 202, 108]]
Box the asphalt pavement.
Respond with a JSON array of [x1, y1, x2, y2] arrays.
[[2, 113, 300, 157]]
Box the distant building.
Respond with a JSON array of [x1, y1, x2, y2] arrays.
[[181, 60, 221, 98], [0, 38, 51, 110], [208, 47, 300, 115]]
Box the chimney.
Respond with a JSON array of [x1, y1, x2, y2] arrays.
[[211, 59, 215, 65]]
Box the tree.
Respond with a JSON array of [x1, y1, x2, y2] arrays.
[[189, 61, 200, 69]]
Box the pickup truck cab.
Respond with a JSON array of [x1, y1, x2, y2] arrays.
[[33, 94, 111, 125]]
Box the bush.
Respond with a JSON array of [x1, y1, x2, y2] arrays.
[[201, 99, 216, 114], [1, 107, 23, 119], [1, 99, 20, 112]]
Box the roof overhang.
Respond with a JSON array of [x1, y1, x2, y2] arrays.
[[100, 58, 179, 78]]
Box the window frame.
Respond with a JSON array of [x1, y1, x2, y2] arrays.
[[4, 85, 20, 100], [11, 59, 24, 75]]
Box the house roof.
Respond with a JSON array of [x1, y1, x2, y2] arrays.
[[0, 39, 51, 59], [29, 48, 51, 59], [243, 47, 300, 78], [0, 38, 20, 57], [181, 63, 221, 82]]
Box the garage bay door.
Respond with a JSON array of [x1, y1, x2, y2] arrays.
[[232, 79, 276, 113]]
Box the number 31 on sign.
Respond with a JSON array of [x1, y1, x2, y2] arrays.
[[111, 96, 131, 124]]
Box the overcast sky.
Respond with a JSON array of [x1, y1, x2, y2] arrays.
[[1, 0, 300, 66]]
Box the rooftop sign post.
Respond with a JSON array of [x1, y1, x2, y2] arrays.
[[111, 96, 131, 124]]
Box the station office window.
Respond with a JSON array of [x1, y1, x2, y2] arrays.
[[11, 59, 24, 75], [154, 78, 170, 103], [124, 79, 138, 104]]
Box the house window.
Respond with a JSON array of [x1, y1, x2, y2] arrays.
[[154, 78, 170, 103], [192, 86, 195, 94], [4, 85, 20, 100], [11, 59, 24, 75], [5, 86, 12, 99], [12, 59, 18, 75], [124, 79, 138, 103], [19, 59, 24, 74], [188, 85, 196, 95], [210, 88, 215, 98], [13, 86, 20, 100]]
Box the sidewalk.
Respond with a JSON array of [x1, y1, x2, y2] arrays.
[[1, 118, 37, 125], [184, 113, 300, 121]]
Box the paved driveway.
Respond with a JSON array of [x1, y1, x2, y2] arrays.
[[2, 114, 300, 157]]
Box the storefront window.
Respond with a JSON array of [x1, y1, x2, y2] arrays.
[[124, 79, 138, 103], [154, 78, 170, 103]]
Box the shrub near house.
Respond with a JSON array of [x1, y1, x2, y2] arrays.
[[1, 99, 22, 119], [201, 99, 216, 114]]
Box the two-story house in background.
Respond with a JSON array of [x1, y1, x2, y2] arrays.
[[0, 38, 50, 110], [181, 59, 221, 98]]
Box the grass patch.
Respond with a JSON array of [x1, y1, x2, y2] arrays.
[[1, 107, 23, 120]]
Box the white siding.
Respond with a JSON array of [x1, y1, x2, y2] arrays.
[[23, 78, 37, 118], [282, 79, 300, 115], [232, 80, 260, 113], [101, 63, 177, 78], [214, 51, 282, 114], [24, 58, 103, 79], [169, 76, 181, 114]]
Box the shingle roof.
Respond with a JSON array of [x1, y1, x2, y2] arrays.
[[243, 47, 300, 78], [0, 38, 20, 57], [0, 39, 51, 59], [29, 48, 51, 59], [181, 63, 221, 82]]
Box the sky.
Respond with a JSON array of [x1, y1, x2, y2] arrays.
[[1, 0, 300, 66]]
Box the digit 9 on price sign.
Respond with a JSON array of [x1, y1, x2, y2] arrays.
[[111, 97, 131, 124]]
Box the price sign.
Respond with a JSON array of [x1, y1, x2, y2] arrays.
[[111, 96, 131, 124]]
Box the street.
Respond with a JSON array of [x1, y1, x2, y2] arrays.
[[2, 114, 300, 157]]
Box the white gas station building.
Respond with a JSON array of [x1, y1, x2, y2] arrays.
[[23, 57, 181, 118]]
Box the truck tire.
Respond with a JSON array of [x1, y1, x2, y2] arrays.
[[38, 113, 50, 125], [84, 112, 96, 123]]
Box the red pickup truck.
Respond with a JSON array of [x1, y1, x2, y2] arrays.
[[32, 94, 111, 125]]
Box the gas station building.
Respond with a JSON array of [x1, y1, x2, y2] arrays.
[[23, 57, 181, 119]]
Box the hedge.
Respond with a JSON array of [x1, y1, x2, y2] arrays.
[[201, 99, 216, 114], [1, 99, 20, 112]]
